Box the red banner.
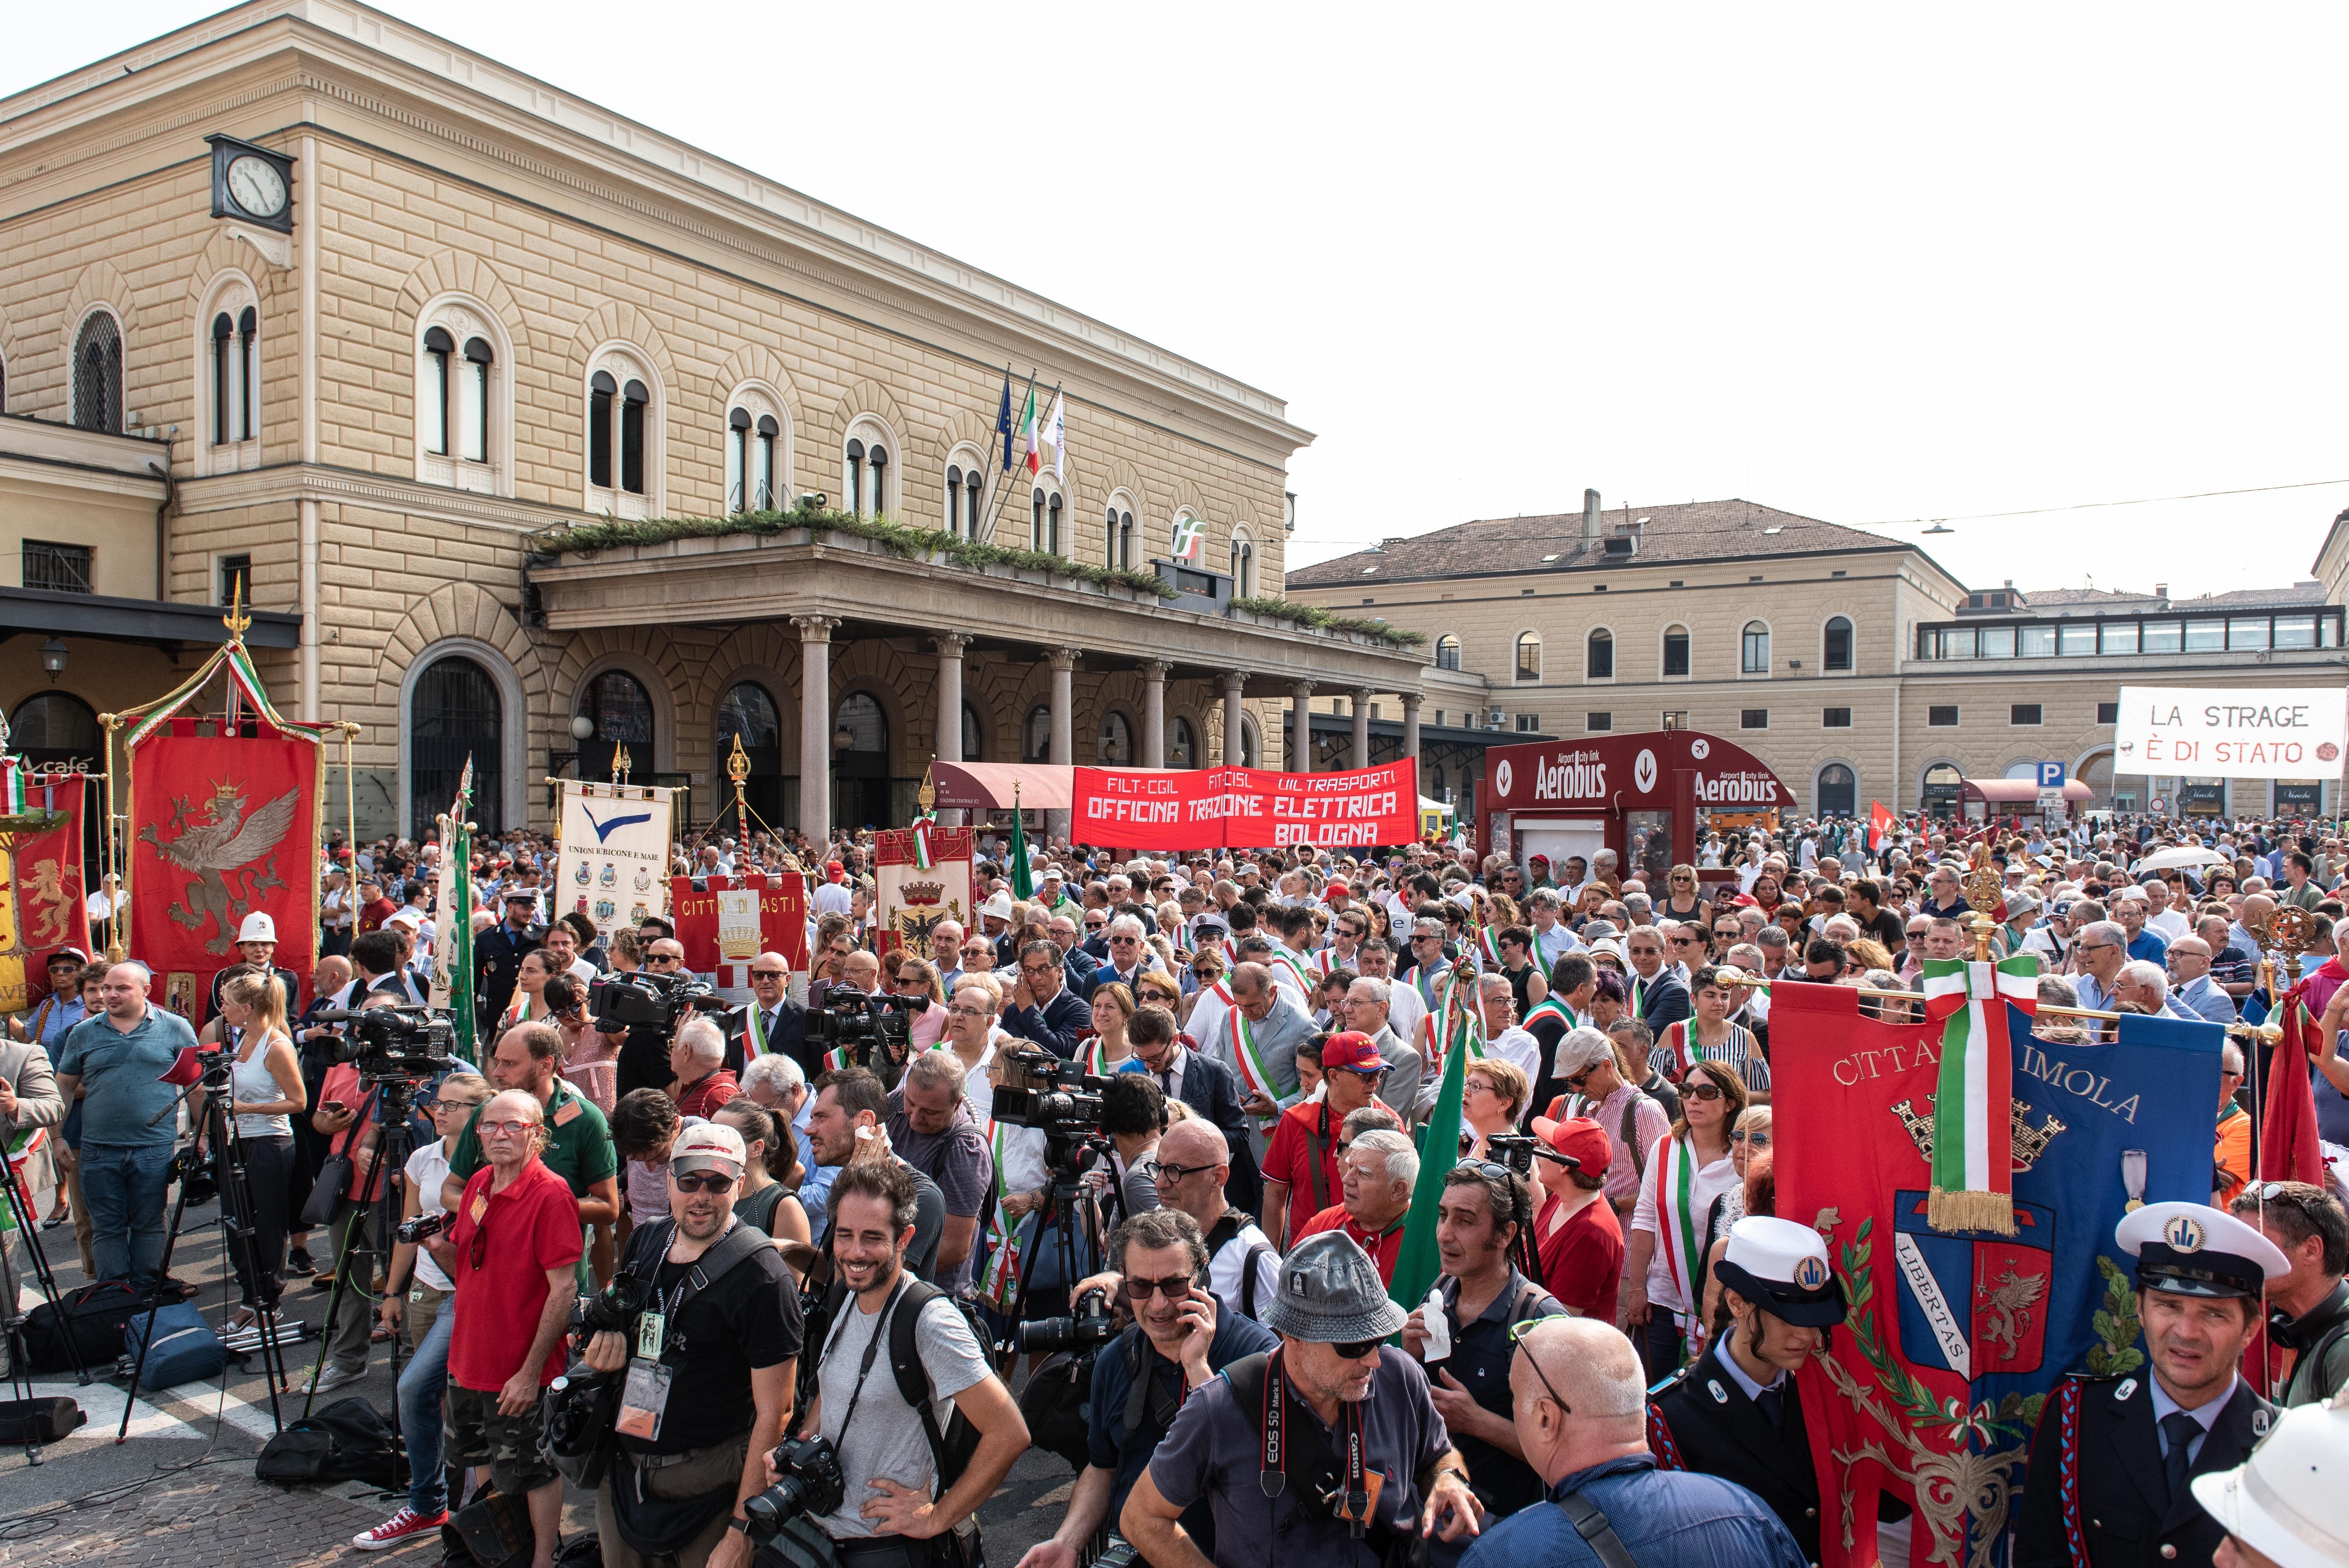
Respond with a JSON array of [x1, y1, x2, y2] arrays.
[[873, 825, 979, 957], [1071, 760, 1418, 851], [128, 724, 321, 1019], [669, 874, 810, 980], [1, 771, 94, 1013]]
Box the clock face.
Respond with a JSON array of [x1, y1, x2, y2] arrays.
[[226, 155, 288, 219]]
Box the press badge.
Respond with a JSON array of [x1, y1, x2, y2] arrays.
[[615, 1359, 672, 1440]]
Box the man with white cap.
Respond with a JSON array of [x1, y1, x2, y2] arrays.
[[1647, 1215, 1856, 1565], [2016, 1200, 2289, 1568], [204, 910, 303, 1025], [1124, 1230, 1482, 1567], [2192, 1388, 2349, 1568]]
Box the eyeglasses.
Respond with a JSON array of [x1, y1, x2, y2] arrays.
[[1330, 1338, 1381, 1361], [1153, 1159, 1215, 1184], [1020, 963, 1057, 977], [1508, 1317, 1576, 1410], [751, 969, 788, 980], [1683, 1083, 1726, 1103], [1085, 920, 1108, 930], [2077, 943, 2118, 955], [479, 1118, 536, 1137], [1124, 1274, 1196, 1301], [1562, 1065, 1599, 1089], [671, 1172, 737, 1194], [1455, 1158, 1516, 1184], [946, 1004, 991, 1019], [647, 955, 682, 967]]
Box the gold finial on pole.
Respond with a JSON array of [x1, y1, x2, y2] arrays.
[[2258, 905, 2316, 989], [611, 742, 633, 787], [1960, 841, 2004, 961], [918, 761, 937, 816], [222, 577, 252, 641], [727, 732, 750, 829]]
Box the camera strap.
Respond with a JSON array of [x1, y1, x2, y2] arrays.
[[1306, 1103, 1333, 1216], [824, 1275, 911, 1455], [1255, 1348, 1374, 1537]]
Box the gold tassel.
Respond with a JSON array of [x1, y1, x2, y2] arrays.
[[1928, 1185, 2018, 1237]]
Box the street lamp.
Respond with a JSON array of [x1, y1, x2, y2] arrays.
[[570, 713, 595, 741], [39, 637, 67, 682]]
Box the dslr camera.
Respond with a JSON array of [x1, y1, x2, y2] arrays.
[[1016, 1284, 1116, 1356], [589, 970, 718, 1032], [311, 1004, 458, 1080], [990, 1045, 1113, 1139], [575, 1268, 651, 1337], [805, 987, 916, 1065], [742, 1435, 847, 1548]]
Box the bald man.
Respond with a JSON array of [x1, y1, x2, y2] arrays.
[[1462, 1319, 1805, 1568], [725, 950, 808, 1078]]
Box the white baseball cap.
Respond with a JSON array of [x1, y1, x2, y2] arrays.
[[236, 912, 278, 944], [670, 1121, 747, 1177]]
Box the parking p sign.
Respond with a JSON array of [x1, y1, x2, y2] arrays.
[[2036, 762, 2066, 790]]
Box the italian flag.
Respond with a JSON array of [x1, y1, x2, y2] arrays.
[[1919, 953, 2039, 1235], [1019, 386, 1040, 474]]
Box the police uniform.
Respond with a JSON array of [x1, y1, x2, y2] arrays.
[[1647, 1216, 1849, 1565], [473, 901, 544, 1031], [2014, 1202, 2290, 1568]]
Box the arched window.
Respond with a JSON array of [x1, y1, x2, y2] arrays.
[[459, 337, 493, 465], [716, 681, 783, 828], [575, 670, 654, 780], [422, 326, 453, 456], [843, 427, 890, 518], [417, 299, 507, 493], [1024, 704, 1052, 763], [1098, 711, 1134, 764], [1817, 763, 1856, 819], [961, 700, 982, 762], [1105, 493, 1138, 571], [8, 691, 100, 760], [72, 312, 122, 434], [1823, 616, 1854, 672], [727, 408, 780, 513], [1515, 631, 1542, 682], [1434, 635, 1461, 671], [1741, 621, 1771, 675], [945, 450, 989, 538], [590, 371, 615, 488], [1031, 485, 1063, 554], [209, 308, 260, 447], [410, 656, 505, 841], [1663, 625, 1691, 678], [1168, 715, 1197, 767], [1922, 762, 1963, 817], [1229, 528, 1256, 598], [1238, 713, 1261, 768], [585, 349, 654, 512], [834, 693, 887, 756], [1586, 628, 1614, 680]]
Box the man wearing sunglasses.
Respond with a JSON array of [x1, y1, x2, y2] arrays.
[[1016, 1210, 1276, 1568], [2228, 1179, 2349, 1407], [1126, 1230, 1482, 1568], [1260, 1031, 1384, 1251]]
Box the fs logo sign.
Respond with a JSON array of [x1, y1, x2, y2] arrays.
[[1634, 749, 1659, 793]]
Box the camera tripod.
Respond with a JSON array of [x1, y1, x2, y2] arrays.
[[118, 1049, 297, 1442], [991, 1132, 1116, 1359], [0, 1123, 89, 1464]]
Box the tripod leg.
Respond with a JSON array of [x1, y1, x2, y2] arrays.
[[0, 1159, 90, 1385], [301, 1205, 368, 1421], [0, 1187, 43, 1464]]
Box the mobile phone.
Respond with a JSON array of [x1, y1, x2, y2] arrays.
[[323, 1100, 348, 1113]]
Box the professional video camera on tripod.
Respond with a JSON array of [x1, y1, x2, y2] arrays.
[[986, 1045, 1125, 1360], [592, 969, 719, 1098], [804, 987, 918, 1088]]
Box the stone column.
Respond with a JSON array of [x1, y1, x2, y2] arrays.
[[1402, 692, 1423, 766], [793, 615, 840, 851], [1141, 660, 1170, 768], [1223, 671, 1248, 767], [1291, 680, 1317, 773], [1048, 647, 1079, 842], [1351, 687, 1372, 771], [934, 632, 971, 826]]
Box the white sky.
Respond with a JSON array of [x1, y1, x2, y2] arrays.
[[16, 3, 2348, 596]]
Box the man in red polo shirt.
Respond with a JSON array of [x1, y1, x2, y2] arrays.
[[1295, 1126, 1415, 1284], [1258, 1030, 1388, 1250], [445, 1088, 584, 1568], [1526, 1114, 1625, 1320]]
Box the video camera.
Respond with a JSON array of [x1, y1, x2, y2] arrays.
[[1483, 1132, 1540, 1178], [309, 1004, 458, 1080], [1015, 1284, 1115, 1356], [990, 1044, 1114, 1140], [805, 986, 916, 1065], [588, 970, 717, 1033], [395, 1210, 452, 1245]]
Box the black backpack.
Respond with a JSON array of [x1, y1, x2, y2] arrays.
[[254, 1395, 400, 1488], [885, 1281, 988, 1494], [22, 1281, 141, 1373], [1203, 1211, 1274, 1321]]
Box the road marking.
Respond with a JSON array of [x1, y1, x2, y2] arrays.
[[20, 1382, 202, 1441]]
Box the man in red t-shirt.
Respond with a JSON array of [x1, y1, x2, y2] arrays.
[[1296, 1125, 1415, 1283], [1527, 1115, 1624, 1320], [446, 1088, 585, 1568], [1258, 1031, 1388, 1250], [355, 877, 399, 936]]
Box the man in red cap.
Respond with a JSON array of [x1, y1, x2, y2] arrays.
[[1527, 1115, 1624, 1319], [1259, 1031, 1388, 1252]]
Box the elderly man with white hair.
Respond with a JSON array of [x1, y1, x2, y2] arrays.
[[2070, 919, 2131, 1011], [1294, 1126, 1417, 1285], [666, 1014, 739, 1120], [2114, 958, 2202, 1023], [742, 1050, 831, 1231]]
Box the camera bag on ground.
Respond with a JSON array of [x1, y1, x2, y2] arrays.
[[0, 1396, 84, 1443], [123, 1301, 229, 1391], [444, 1485, 533, 1568], [22, 1279, 140, 1372], [255, 1395, 400, 1487]]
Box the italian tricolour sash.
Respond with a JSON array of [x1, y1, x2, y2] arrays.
[[1523, 995, 1577, 1034], [744, 1002, 770, 1060], [1917, 953, 2039, 1235], [1229, 1007, 1284, 1113], [1649, 1133, 1706, 1310], [1270, 949, 1314, 999], [1420, 961, 1484, 1080]]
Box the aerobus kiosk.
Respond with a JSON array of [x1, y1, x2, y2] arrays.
[[1476, 730, 1796, 888]]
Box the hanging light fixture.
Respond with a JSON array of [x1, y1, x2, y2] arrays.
[[569, 713, 595, 741], [40, 637, 68, 681]]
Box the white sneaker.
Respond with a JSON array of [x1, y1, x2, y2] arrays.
[[305, 1363, 363, 1395]]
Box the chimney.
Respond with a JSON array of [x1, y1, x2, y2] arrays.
[[2154, 582, 2168, 604], [1583, 489, 1602, 544]]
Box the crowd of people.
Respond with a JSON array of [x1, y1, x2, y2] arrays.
[[5, 806, 2349, 1567]]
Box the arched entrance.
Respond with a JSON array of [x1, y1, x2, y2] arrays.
[[1921, 762, 1963, 818], [833, 692, 891, 831], [575, 670, 654, 783], [1816, 762, 1856, 819], [715, 682, 782, 831], [8, 692, 103, 881], [409, 657, 503, 841]]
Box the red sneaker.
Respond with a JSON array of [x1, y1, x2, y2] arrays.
[[351, 1507, 447, 1550]]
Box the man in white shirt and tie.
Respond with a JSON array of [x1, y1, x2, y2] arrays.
[[726, 950, 808, 1077]]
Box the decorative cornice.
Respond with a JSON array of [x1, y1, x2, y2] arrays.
[[172, 460, 578, 535]]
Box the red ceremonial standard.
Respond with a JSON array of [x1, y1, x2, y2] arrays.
[[1071, 760, 1418, 851], [0, 770, 94, 1014], [669, 873, 810, 980]]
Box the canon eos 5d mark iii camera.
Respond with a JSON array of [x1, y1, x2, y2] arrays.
[[741, 1435, 847, 1568], [590, 970, 718, 1032], [1016, 1284, 1116, 1356], [310, 1004, 458, 1080]]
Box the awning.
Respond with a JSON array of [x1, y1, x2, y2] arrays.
[[930, 762, 1073, 810], [1961, 777, 2095, 804]]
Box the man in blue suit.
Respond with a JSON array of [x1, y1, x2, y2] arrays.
[[1624, 928, 1691, 1038], [999, 938, 1092, 1061], [1046, 914, 1100, 993], [1124, 1002, 1258, 1213]]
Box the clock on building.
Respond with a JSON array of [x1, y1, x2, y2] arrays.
[[206, 135, 295, 234]]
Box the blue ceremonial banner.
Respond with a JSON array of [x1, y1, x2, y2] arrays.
[[1774, 981, 2222, 1568]]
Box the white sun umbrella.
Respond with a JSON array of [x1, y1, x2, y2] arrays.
[[2132, 844, 2229, 873]]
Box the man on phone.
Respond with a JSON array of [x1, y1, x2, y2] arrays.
[[1015, 1210, 1276, 1568]]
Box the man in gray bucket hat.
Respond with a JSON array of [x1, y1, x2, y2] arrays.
[[1120, 1230, 1482, 1568]]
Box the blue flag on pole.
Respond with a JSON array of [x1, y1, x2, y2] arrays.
[[997, 371, 1014, 471]]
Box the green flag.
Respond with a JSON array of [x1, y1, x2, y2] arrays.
[[1389, 960, 1472, 1316], [1007, 787, 1033, 901]]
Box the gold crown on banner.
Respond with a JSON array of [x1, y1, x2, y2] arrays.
[[1891, 1097, 2067, 1174], [900, 879, 946, 906]]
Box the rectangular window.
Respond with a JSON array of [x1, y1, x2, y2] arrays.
[[1434, 712, 1445, 729], [1516, 713, 1540, 732], [1979, 625, 2016, 658], [2228, 616, 2270, 652], [2057, 621, 2097, 655], [1660, 710, 1687, 730], [2011, 704, 2043, 726], [1928, 705, 1959, 727], [1940, 627, 1975, 660], [218, 553, 252, 607], [22, 541, 92, 594], [2019, 623, 2055, 656], [1663, 630, 1690, 676], [2100, 621, 2138, 655], [2097, 701, 2120, 723], [1823, 707, 1852, 728], [1740, 709, 1768, 730], [2185, 618, 2225, 652], [1586, 712, 1612, 732], [2274, 614, 2318, 650], [2141, 620, 2182, 653]]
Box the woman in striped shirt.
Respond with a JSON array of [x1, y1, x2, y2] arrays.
[[1652, 964, 1771, 1102]]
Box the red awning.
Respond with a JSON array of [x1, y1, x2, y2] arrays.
[[928, 762, 1072, 810], [1961, 777, 2095, 803]]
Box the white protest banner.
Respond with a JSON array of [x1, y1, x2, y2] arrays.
[[2115, 686, 2349, 780], [554, 781, 675, 943]]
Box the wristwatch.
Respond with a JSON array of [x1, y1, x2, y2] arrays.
[[728, 1518, 751, 1535]]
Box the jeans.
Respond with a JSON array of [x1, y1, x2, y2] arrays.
[[1640, 1313, 1685, 1387], [398, 1294, 456, 1515], [80, 1142, 174, 1290]]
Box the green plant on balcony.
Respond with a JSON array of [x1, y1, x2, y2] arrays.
[[1230, 595, 1428, 648]]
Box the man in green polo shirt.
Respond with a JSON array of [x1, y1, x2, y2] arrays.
[[440, 1022, 619, 1288]]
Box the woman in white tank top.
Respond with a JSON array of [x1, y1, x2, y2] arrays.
[[215, 970, 308, 1324]]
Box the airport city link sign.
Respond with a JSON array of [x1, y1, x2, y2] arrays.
[[2115, 685, 2349, 780], [1482, 730, 1793, 813]]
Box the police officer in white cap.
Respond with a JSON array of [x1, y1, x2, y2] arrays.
[[2017, 1200, 2291, 1568], [2193, 1388, 2349, 1568], [205, 910, 303, 1026], [1647, 1215, 1856, 1565]]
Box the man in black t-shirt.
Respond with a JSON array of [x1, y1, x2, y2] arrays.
[[582, 1122, 804, 1568]]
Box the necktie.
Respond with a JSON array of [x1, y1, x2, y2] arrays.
[[1754, 1382, 1786, 1429], [2161, 1411, 2202, 1499]]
